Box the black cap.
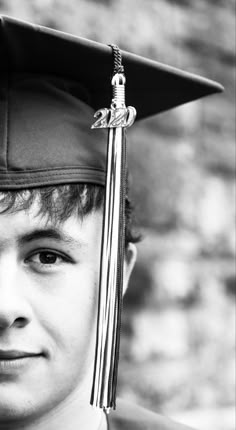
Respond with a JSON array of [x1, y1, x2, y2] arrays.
[[0, 14, 223, 190]]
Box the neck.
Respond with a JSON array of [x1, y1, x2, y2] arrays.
[[0, 388, 105, 430]]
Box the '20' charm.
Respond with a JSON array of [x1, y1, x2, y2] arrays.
[[91, 106, 136, 129]]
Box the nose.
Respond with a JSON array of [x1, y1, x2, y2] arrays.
[[0, 256, 32, 330]]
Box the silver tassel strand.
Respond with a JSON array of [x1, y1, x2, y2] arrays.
[[90, 68, 136, 412]]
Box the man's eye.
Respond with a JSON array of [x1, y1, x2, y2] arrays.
[[27, 251, 67, 266], [38, 252, 59, 265]]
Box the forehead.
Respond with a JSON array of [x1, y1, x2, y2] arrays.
[[0, 198, 102, 245]]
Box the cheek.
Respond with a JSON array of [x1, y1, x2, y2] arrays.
[[33, 266, 99, 361], [62, 271, 98, 355]]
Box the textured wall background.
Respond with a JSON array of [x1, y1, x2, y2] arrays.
[[0, 1, 235, 429]]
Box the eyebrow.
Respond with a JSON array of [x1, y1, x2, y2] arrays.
[[17, 228, 82, 248]]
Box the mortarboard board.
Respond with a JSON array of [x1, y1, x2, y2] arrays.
[[0, 14, 223, 412]]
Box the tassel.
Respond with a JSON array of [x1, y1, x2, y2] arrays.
[[90, 47, 136, 412]]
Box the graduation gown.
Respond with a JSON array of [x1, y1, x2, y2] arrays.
[[108, 399, 195, 430]]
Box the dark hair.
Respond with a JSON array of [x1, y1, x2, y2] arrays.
[[0, 184, 140, 246]]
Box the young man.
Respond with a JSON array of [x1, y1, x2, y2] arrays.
[[0, 15, 223, 430]]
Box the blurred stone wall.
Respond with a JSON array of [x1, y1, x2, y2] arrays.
[[0, 1, 235, 429]]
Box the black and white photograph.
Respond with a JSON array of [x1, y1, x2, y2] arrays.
[[0, 1, 235, 430]]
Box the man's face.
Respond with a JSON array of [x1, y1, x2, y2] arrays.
[[0, 200, 103, 421]]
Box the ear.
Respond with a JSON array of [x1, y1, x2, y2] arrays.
[[123, 243, 137, 296]]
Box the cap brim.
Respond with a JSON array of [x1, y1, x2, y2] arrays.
[[0, 15, 223, 120]]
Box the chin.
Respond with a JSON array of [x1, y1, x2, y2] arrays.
[[0, 385, 41, 423], [0, 401, 32, 422]]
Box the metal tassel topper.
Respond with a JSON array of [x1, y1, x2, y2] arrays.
[[90, 45, 136, 412]]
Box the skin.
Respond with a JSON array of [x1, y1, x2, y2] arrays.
[[0, 200, 136, 430]]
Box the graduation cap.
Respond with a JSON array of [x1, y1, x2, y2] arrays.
[[0, 15, 223, 412]]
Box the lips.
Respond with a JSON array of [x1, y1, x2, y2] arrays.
[[0, 349, 41, 360], [0, 349, 43, 374]]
